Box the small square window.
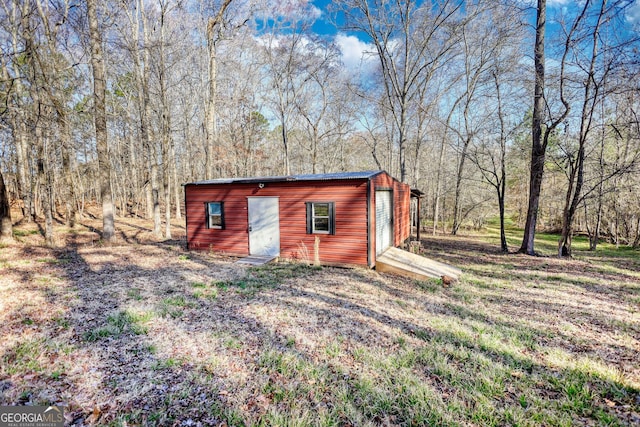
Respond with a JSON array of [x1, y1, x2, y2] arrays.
[[206, 202, 224, 229], [306, 202, 335, 235]]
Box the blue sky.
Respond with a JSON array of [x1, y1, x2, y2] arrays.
[[306, 0, 640, 34], [310, 0, 340, 35], [293, 0, 640, 77]]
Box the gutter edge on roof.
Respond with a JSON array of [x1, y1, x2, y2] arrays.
[[183, 170, 386, 186]]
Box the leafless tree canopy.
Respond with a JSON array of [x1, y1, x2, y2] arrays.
[[0, 0, 638, 251]]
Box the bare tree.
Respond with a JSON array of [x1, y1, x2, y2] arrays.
[[432, 76, 467, 235], [519, 0, 581, 255], [292, 40, 342, 174], [1, 0, 638, 255], [259, 10, 316, 176], [0, 168, 12, 242], [33, 0, 77, 227], [204, 0, 234, 179], [582, 90, 640, 250], [120, 0, 161, 234], [157, 0, 177, 239], [337, 0, 463, 183], [2, 0, 34, 222], [557, 0, 640, 256], [216, 30, 270, 176], [450, 4, 504, 235], [466, 67, 518, 252], [557, 0, 605, 256], [87, 0, 115, 241]]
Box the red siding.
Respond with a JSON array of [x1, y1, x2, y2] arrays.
[[185, 179, 370, 266], [370, 173, 412, 263], [185, 171, 411, 268]]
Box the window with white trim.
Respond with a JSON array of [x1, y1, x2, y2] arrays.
[[206, 202, 224, 229], [306, 202, 335, 235]]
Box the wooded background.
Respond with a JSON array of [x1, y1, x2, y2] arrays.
[[0, 0, 639, 255]]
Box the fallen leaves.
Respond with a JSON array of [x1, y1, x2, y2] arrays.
[[0, 219, 639, 425]]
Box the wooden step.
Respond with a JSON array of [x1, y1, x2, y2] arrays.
[[376, 247, 461, 282], [236, 255, 278, 266]]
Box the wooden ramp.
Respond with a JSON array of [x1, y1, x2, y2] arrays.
[[376, 247, 461, 282], [236, 255, 277, 266]]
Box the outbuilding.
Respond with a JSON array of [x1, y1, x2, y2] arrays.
[[183, 170, 413, 268]]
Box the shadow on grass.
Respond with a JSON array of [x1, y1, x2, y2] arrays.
[[1, 238, 638, 426], [236, 267, 640, 425]]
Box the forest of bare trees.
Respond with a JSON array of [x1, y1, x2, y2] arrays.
[[1, 0, 639, 254]]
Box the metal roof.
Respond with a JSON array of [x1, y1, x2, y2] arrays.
[[185, 170, 384, 186]]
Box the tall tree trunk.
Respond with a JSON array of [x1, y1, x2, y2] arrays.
[[632, 217, 640, 249], [129, 5, 153, 221], [591, 198, 604, 250], [498, 192, 508, 252], [8, 110, 33, 223], [60, 113, 77, 227], [204, 25, 219, 180], [163, 161, 171, 239], [591, 176, 605, 250], [520, 146, 545, 255], [398, 107, 407, 183], [558, 0, 603, 257], [451, 135, 471, 236], [204, 0, 233, 179], [33, 0, 76, 229], [173, 150, 181, 219], [8, 1, 34, 222], [36, 129, 54, 246], [433, 89, 467, 236], [159, 4, 172, 239], [519, 0, 547, 255], [0, 169, 12, 243], [281, 114, 290, 175], [145, 180, 153, 220], [87, 0, 115, 242], [128, 130, 139, 216], [151, 149, 161, 236], [495, 70, 508, 253], [520, 0, 577, 254], [590, 122, 606, 250], [433, 134, 446, 236], [139, 0, 161, 236]]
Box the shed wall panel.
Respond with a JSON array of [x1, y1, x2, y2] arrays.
[[185, 180, 370, 265], [371, 173, 411, 249]]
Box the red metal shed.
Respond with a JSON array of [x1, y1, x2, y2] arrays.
[[184, 170, 411, 268]]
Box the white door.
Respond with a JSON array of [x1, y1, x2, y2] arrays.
[[376, 190, 393, 255], [248, 197, 280, 256]]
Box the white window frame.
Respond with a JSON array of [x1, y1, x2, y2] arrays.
[[306, 201, 335, 235], [206, 201, 224, 229]]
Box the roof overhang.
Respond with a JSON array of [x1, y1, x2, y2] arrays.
[[410, 188, 425, 198], [184, 170, 384, 186]]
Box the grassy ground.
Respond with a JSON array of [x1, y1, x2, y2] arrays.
[[0, 215, 639, 426]]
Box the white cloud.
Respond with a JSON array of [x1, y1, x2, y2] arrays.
[[309, 5, 323, 20], [335, 33, 378, 74], [515, 0, 585, 7], [263, 0, 322, 22], [626, 0, 640, 25], [547, 0, 574, 6]]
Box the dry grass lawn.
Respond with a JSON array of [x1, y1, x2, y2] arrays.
[[0, 216, 639, 426]]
